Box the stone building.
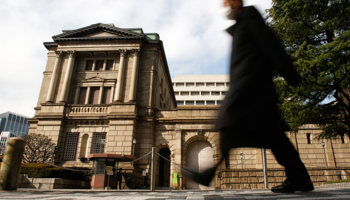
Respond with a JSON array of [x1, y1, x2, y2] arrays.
[[29, 23, 350, 190]]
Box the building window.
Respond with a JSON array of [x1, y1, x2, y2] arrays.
[[196, 83, 204, 87], [85, 59, 116, 71], [196, 101, 205, 105], [91, 132, 106, 154], [85, 60, 93, 70], [212, 92, 220, 96], [206, 83, 215, 87], [176, 83, 184, 87], [78, 87, 87, 104], [181, 92, 189, 96], [306, 133, 312, 144], [207, 101, 215, 105], [186, 101, 194, 105], [77, 86, 112, 104], [106, 60, 114, 70], [102, 87, 111, 104], [174, 92, 179, 96], [216, 83, 225, 87], [177, 101, 184, 105], [89, 87, 100, 104], [191, 92, 199, 96], [63, 132, 79, 161], [95, 60, 104, 70], [186, 83, 194, 87], [201, 92, 210, 96]]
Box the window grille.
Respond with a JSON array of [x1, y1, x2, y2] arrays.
[[91, 132, 106, 154], [63, 132, 79, 160]]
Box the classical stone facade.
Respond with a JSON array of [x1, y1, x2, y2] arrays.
[[29, 23, 350, 190]]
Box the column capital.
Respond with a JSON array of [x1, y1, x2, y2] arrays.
[[119, 49, 127, 57], [67, 50, 76, 58], [132, 49, 140, 56], [55, 51, 63, 57]]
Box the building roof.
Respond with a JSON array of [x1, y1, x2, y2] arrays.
[[44, 23, 160, 48]]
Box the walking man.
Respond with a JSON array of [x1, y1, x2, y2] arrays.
[[184, 0, 314, 193]]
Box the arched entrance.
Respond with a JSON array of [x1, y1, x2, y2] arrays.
[[186, 140, 215, 190], [158, 148, 171, 187]]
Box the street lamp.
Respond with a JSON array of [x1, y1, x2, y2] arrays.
[[132, 138, 137, 167], [321, 141, 328, 167], [240, 152, 243, 169]]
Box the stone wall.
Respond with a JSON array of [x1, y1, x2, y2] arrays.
[[219, 168, 350, 189]]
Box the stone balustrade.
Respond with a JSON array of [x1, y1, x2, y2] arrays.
[[68, 106, 111, 115]]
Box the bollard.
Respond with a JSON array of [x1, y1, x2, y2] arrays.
[[0, 137, 26, 190]]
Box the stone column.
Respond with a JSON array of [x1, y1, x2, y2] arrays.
[[85, 87, 91, 104], [172, 128, 182, 188], [46, 51, 62, 102], [59, 51, 76, 102], [98, 86, 103, 104], [114, 49, 127, 102], [129, 49, 140, 102], [0, 137, 26, 190], [74, 87, 80, 104]]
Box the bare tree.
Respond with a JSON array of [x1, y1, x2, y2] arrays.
[[22, 133, 56, 163]]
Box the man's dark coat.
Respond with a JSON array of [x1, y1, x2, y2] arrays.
[[216, 6, 300, 148]]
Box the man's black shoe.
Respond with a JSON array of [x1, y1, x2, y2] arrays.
[[181, 167, 216, 186], [271, 178, 314, 193]]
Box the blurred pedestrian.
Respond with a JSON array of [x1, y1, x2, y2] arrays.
[[184, 0, 314, 193]]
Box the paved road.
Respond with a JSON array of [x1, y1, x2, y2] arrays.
[[1, 187, 350, 200]]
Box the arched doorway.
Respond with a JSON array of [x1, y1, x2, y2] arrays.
[[158, 148, 171, 187], [186, 140, 215, 190]]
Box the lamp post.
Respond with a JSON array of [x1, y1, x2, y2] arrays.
[[240, 152, 243, 169], [132, 138, 137, 167], [321, 142, 328, 167]]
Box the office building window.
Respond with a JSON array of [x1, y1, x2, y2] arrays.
[[196, 83, 205, 87], [186, 83, 194, 87], [207, 101, 215, 105], [63, 132, 79, 161], [207, 83, 215, 87], [216, 83, 225, 87], [181, 92, 189, 96], [201, 92, 210, 96], [176, 83, 184, 87], [196, 101, 205, 105], [91, 132, 106, 154], [191, 92, 199, 96], [212, 92, 220, 96], [177, 101, 184, 105], [186, 101, 194, 105]]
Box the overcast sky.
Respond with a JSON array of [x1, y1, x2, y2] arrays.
[[0, 0, 272, 117]]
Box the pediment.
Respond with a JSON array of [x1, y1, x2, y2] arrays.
[[52, 23, 144, 42], [83, 76, 105, 82]]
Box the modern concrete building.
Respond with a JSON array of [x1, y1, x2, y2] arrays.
[[172, 75, 229, 106], [0, 112, 30, 137], [29, 23, 350, 190], [0, 131, 17, 154]]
